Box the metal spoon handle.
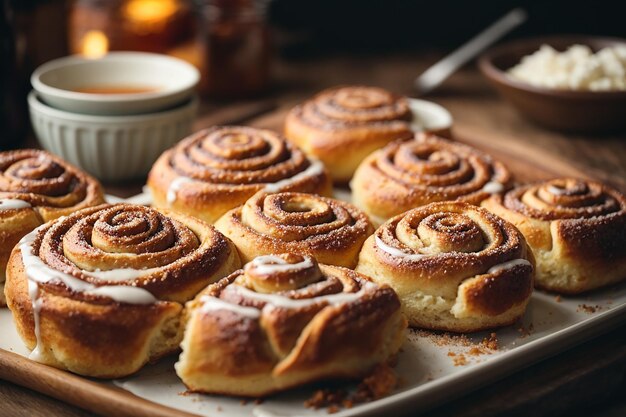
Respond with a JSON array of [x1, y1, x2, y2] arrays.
[[414, 8, 527, 95]]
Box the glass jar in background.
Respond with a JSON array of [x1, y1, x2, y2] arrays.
[[198, 0, 271, 98], [69, 0, 201, 66]]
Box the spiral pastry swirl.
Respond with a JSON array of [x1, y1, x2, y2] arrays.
[[148, 126, 332, 224], [176, 253, 406, 397], [4, 204, 240, 377], [284, 86, 415, 182], [351, 133, 512, 225], [356, 201, 534, 332], [215, 191, 374, 268], [483, 178, 626, 293], [0, 149, 105, 306]]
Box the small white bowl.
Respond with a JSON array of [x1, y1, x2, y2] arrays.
[[31, 52, 200, 116], [29, 91, 198, 182]]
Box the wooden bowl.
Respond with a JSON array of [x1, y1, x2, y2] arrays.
[[478, 36, 626, 133]]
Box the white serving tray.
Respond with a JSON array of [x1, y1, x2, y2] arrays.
[[1, 191, 625, 417]]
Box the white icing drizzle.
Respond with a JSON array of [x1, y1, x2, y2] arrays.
[[487, 259, 532, 274], [0, 198, 31, 210], [375, 235, 427, 261], [246, 255, 316, 276], [166, 176, 195, 205], [482, 181, 505, 194], [27, 281, 45, 362], [165, 159, 323, 204], [199, 295, 261, 318], [85, 267, 161, 282], [230, 281, 376, 310], [263, 160, 324, 193], [547, 185, 567, 195], [85, 286, 158, 304], [19, 226, 158, 363]]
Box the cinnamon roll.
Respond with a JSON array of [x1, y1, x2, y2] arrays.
[[176, 253, 406, 397], [356, 202, 534, 332], [284, 86, 415, 183], [4, 204, 240, 378], [215, 191, 374, 268], [482, 178, 626, 294], [148, 126, 332, 224], [351, 133, 512, 226], [0, 149, 105, 306]]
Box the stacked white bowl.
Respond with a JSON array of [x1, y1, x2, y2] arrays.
[[29, 52, 199, 182]]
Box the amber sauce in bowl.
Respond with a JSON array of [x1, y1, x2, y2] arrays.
[[73, 86, 159, 94]]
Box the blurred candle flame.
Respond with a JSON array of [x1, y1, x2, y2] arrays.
[[81, 30, 109, 58], [123, 0, 179, 34]]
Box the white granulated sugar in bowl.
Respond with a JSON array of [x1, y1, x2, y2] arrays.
[[507, 44, 626, 91]]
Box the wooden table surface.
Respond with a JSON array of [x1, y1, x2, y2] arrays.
[[2, 52, 626, 417]]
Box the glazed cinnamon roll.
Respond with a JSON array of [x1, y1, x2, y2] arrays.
[[356, 202, 534, 332], [176, 253, 406, 397], [4, 204, 240, 378], [284, 86, 415, 183], [215, 191, 374, 268], [482, 178, 626, 294], [148, 126, 332, 224], [351, 133, 512, 226], [0, 149, 105, 306]]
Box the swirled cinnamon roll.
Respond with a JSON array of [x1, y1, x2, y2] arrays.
[[148, 126, 332, 224], [4, 204, 240, 378], [215, 191, 374, 268], [176, 253, 406, 397], [356, 202, 534, 332], [284, 86, 416, 183], [351, 133, 512, 226], [482, 178, 626, 294], [0, 149, 105, 306]]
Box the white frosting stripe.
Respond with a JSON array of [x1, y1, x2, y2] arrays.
[[247, 255, 314, 275], [166, 176, 195, 205], [482, 181, 505, 194], [230, 282, 375, 310], [165, 159, 324, 205], [200, 296, 261, 319], [375, 235, 427, 261], [86, 286, 158, 304], [547, 185, 567, 195], [0, 198, 32, 210], [263, 160, 324, 193], [487, 259, 532, 274]]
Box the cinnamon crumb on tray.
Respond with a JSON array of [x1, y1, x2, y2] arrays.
[[304, 363, 398, 413], [577, 304, 601, 313], [482, 332, 499, 350]]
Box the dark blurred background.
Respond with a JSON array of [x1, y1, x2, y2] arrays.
[[270, 0, 626, 57], [2, 0, 626, 149]]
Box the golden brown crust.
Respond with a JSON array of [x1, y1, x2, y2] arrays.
[[351, 133, 512, 226], [4, 204, 240, 378], [175, 254, 406, 397], [482, 178, 626, 294], [284, 86, 414, 183], [148, 126, 332, 224], [356, 201, 534, 332], [215, 191, 375, 268], [0, 149, 105, 306]]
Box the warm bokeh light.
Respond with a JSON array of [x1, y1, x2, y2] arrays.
[[122, 0, 179, 34], [81, 30, 109, 58]]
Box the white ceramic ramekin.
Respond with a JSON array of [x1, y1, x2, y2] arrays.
[[31, 52, 200, 116], [28, 91, 198, 182]]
